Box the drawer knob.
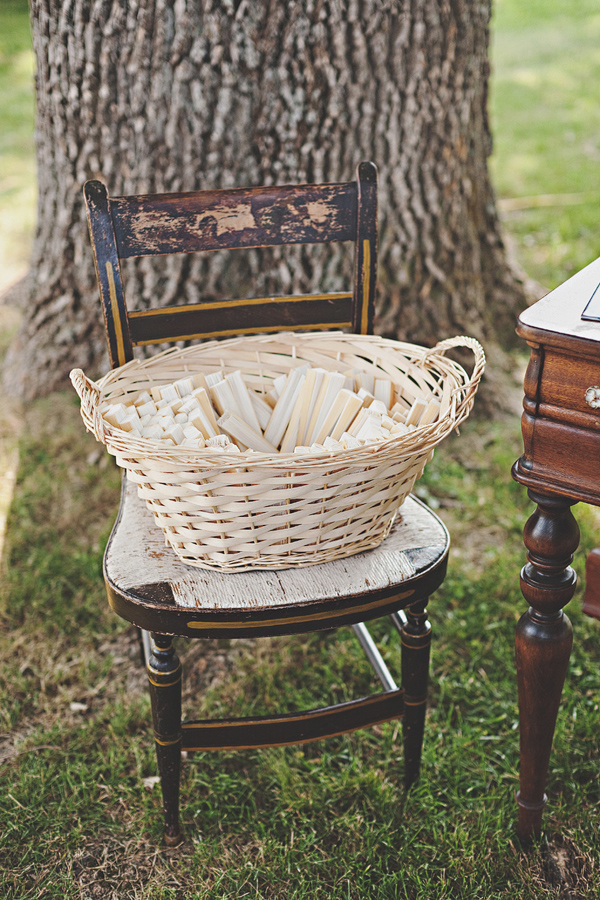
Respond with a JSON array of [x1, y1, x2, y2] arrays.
[[585, 386, 600, 409]]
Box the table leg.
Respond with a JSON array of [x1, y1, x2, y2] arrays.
[[582, 548, 600, 620], [515, 490, 578, 841]]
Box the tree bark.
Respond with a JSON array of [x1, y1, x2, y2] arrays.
[[4, 0, 527, 400]]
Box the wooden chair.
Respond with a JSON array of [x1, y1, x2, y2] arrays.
[[83, 162, 449, 846]]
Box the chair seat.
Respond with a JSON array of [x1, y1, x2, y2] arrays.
[[104, 477, 449, 638]]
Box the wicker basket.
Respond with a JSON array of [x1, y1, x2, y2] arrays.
[[71, 331, 484, 572]]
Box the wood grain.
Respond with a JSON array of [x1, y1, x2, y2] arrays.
[[111, 183, 358, 258], [84, 165, 377, 353], [513, 258, 600, 840], [103, 476, 448, 638]]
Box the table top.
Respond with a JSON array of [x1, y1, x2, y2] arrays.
[[518, 254, 600, 351]]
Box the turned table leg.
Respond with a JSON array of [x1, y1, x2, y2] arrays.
[[515, 490, 578, 841], [582, 547, 600, 620]]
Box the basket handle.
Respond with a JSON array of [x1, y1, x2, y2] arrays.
[[69, 368, 107, 444], [424, 336, 486, 421]]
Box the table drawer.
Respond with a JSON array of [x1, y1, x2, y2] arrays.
[[539, 348, 600, 427], [518, 415, 600, 506]]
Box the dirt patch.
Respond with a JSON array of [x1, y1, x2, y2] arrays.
[[524, 833, 598, 899], [542, 834, 597, 898], [70, 833, 199, 900]]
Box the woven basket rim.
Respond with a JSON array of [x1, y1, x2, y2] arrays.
[[71, 331, 485, 470]]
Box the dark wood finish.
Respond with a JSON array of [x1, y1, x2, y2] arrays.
[[513, 254, 600, 841], [103, 487, 448, 639], [400, 599, 432, 786], [181, 689, 404, 751], [106, 577, 441, 641], [538, 348, 600, 423], [84, 180, 134, 367], [147, 634, 183, 846], [353, 161, 378, 335], [514, 492, 577, 840], [582, 548, 600, 621], [83, 163, 377, 357], [84, 165, 449, 844], [516, 415, 600, 506], [110, 182, 358, 257], [127, 293, 354, 345]]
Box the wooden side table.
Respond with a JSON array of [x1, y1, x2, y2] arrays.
[[513, 254, 600, 841]]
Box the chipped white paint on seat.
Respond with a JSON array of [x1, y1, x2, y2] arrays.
[[105, 477, 448, 610]]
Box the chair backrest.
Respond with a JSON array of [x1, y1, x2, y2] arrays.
[[84, 162, 378, 369]]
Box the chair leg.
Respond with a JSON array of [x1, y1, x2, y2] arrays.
[[400, 597, 431, 787], [147, 633, 183, 846], [136, 627, 152, 666]]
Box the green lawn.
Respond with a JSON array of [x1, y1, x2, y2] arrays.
[[1, 1, 600, 898], [490, 0, 600, 289], [2, 398, 599, 899], [0, 0, 35, 296]]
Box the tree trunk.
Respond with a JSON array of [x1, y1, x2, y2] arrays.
[[4, 0, 527, 401]]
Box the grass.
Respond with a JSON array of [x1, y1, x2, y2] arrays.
[[0, 0, 35, 296], [1, 405, 599, 898], [490, 0, 600, 290], [2, 0, 600, 897]]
